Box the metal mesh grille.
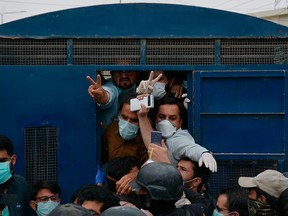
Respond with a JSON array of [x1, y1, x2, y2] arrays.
[[221, 39, 288, 64], [73, 39, 140, 65], [24, 127, 58, 187], [210, 160, 277, 197], [1, 38, 288, 65], [146, 39, 215, 65], [0, 39, 67, 65]]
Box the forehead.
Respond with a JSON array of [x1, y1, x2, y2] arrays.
[[178, 160, 194, 170], [217, 194, 229, 210], [158, 104, 180, 115], [82, 200, 103, 213], [36, 188, 57, 197], [121, 103, 138, 116], [0, 150, 10, 159]]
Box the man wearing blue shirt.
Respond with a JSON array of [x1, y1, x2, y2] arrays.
[[87, 64, 137, 129]]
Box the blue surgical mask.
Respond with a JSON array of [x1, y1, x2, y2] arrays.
[[2, 206, 9, 216], [212, 209, 234, 216], [212, 209, 224, 216], [118, 119, 139, 140], [36, 200, 59, 216], [0, 161, 12, 184], [152, 82, 166, 100], [155, 120, 176, 139]]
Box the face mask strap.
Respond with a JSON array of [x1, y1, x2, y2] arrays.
[[107, 175, 118, 182]]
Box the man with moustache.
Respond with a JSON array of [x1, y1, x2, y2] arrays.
[[87, 59, 138, 129]]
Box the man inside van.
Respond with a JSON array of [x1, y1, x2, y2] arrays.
[[137, 97, 217, 172], [87, 59, 138, 129]]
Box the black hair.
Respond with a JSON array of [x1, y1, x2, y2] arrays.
[[118, 88, 138, 109], [71, 184, 95, 203], [30, 180, 61, 200], [152, 97, 185, 123], [76, 185, 120, 213], [219, 186, 249, 216], [106, 156, 139, 192], [0, 135, 14, 156], [179, 156, 211, 193]]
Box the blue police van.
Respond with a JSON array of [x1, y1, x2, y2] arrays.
[[0, 3, 287, 202]]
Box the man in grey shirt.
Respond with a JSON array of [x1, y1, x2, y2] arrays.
[[137, 97, 217, 172]]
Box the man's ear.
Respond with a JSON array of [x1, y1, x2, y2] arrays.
[[258, 195, 267, 202], [30, 201, 37, 211], [193, 177, 202, 187], [232, 211, 240, 216], [11, 154, 16, 166]]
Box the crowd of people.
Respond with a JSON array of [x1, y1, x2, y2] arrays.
[[0, 67, 288, 215]]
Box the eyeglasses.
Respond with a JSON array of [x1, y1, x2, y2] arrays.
[[113, 71, 134, 75], [35, 195, 60, 203]]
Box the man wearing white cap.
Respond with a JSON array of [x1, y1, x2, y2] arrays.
[[238, 169, 288, 216]]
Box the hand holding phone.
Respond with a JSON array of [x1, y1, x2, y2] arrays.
[[130, 95, 154, 111], [151, 131, 162, 146]]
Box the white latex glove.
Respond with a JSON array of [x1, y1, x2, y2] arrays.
[[136, 71, 162, 94], [181, 93, 191, 109], [199, 152, 217, 172]]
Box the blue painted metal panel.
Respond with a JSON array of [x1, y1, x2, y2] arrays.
[[193, 71, 286, 162], [202, 116, 284, 153], [0, 3, 288, 38], [201, 75, 285, 113], [0, 66, 97, 203]]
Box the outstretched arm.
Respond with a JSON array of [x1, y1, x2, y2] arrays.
[[137, 104, 153, 149]]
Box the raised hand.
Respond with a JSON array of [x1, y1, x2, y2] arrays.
[[87, 75, 109, 104], [136, 71, 163, 94], [198, 152, 217, 172]]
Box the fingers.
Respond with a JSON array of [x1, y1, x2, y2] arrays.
[[96, 74, 102, 86], [198, 157, 203, 167], [182, 93, 188, 98], [152, 73, 162, 84], [175, 87, 183, 98], [116, 180, 131, 195], [161, 139, 166, 148], [173, 86, 183, 98], [86, 76, 96, 85], [147, 71, 154, 82], [139, 103, 149, 112], [137, 93, 149, 100]]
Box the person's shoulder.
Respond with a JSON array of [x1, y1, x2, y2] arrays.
[[170, 129, 191, 138], [103, 79, 116, 87], [105, 121, 118, 131], [103, 121, 119, 137], [13, 174, 28, 184]]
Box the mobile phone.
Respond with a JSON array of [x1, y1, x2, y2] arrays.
[[130, 95, 154, 111], [151, 131, 162, 146]]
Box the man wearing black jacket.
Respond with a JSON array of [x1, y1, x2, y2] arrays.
[[130, 162, 208, 216]]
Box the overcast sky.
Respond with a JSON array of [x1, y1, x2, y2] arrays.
[[0, 0, 288, 24]]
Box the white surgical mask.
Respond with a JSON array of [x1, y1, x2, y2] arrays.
[[183, 178, 196, 189], [118, 119, 139, 140], [152, 82, 166, 100], [155, 120, 176, 139]]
